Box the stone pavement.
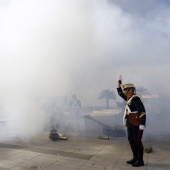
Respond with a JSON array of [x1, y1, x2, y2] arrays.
[[0, 133, 169, 170]]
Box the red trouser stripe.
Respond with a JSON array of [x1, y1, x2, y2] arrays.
[[137, 130, 142, 142]]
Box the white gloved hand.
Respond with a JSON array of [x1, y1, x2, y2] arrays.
[[139, 125, 145, 130]]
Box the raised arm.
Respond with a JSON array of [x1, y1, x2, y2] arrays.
[[117, 77, 127, 101]]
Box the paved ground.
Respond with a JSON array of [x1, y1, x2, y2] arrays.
[[0, 132, 169, 170]]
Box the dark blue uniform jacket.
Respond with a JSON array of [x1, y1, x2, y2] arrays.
[[117, 87, 146, 127]]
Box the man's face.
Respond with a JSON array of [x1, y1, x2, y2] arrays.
[[123, 88, 129, 96], [123, 88, 134, 97]]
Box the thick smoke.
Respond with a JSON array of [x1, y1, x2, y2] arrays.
[[0, 0, 170, 140]]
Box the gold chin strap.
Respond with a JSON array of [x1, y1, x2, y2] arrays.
[[140, 112, 146, 118]]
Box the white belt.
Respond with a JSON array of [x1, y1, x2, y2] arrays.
[[123, 105, 138, 126], [129, 111, 138, 114]]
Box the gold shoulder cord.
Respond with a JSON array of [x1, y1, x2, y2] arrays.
[[139, 112, 146, 118]]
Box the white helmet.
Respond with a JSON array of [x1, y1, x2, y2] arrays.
[[122, 83, 135, 90]]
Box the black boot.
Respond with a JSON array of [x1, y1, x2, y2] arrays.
[[127, 157, 138, 164], [132, 143, 144, 167], [127, 143, 138, 164], [132, 159, 144, 167]]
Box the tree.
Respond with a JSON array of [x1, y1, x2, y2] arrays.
[[116, 101, 125, 110], [136, 86, 150, 96], [98, 89, 116, 109], [136, 86, 150, 103]]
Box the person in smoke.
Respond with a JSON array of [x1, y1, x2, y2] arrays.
[[68, 94, 81, 117], [67, 94, 81, 135], [117, 79, 146, 167]]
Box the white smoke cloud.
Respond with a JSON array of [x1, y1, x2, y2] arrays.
[[0, 0, 170, 139]]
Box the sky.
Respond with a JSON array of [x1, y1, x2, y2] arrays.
[[0, 0, 170, 139]]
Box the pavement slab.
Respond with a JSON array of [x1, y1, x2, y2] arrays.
[[0, 132, 169, 170]]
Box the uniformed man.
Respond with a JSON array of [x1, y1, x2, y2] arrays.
[[117, 80, 146, 167]]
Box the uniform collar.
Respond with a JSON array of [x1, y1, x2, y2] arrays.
[[127, 93, 135, 99]]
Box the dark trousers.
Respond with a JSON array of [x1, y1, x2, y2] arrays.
[[127, 126, 144, 161]]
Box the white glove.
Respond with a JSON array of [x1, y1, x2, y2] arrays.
[[139, 125, 145, 130]]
